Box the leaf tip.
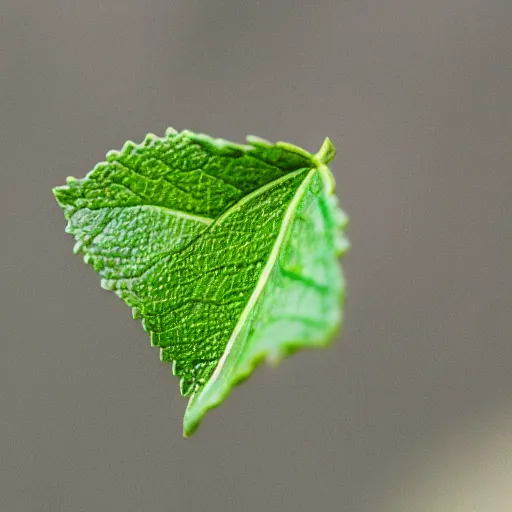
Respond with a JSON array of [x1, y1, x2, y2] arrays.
[[182, 421, 196, 438], [316, 137, 337, 165]]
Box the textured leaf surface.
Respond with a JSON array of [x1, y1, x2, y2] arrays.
[[53, 128, 349, 436]]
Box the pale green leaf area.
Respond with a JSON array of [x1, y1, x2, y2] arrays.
[[53, 128, 349, 436]]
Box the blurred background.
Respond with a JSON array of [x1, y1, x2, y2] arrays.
[[1, 0, 511, 510]]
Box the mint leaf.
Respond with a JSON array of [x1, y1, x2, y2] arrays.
[[53, 129, 349, 436]]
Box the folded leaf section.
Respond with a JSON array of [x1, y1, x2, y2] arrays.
[[183, 169, 349, 435]]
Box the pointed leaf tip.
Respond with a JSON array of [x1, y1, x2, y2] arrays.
[[316, 137, 337, 165]]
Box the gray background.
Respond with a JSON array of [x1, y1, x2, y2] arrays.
[[1, 1, 511, 510]]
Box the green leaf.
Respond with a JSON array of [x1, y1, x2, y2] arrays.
[[53, 128, 349, 436]]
